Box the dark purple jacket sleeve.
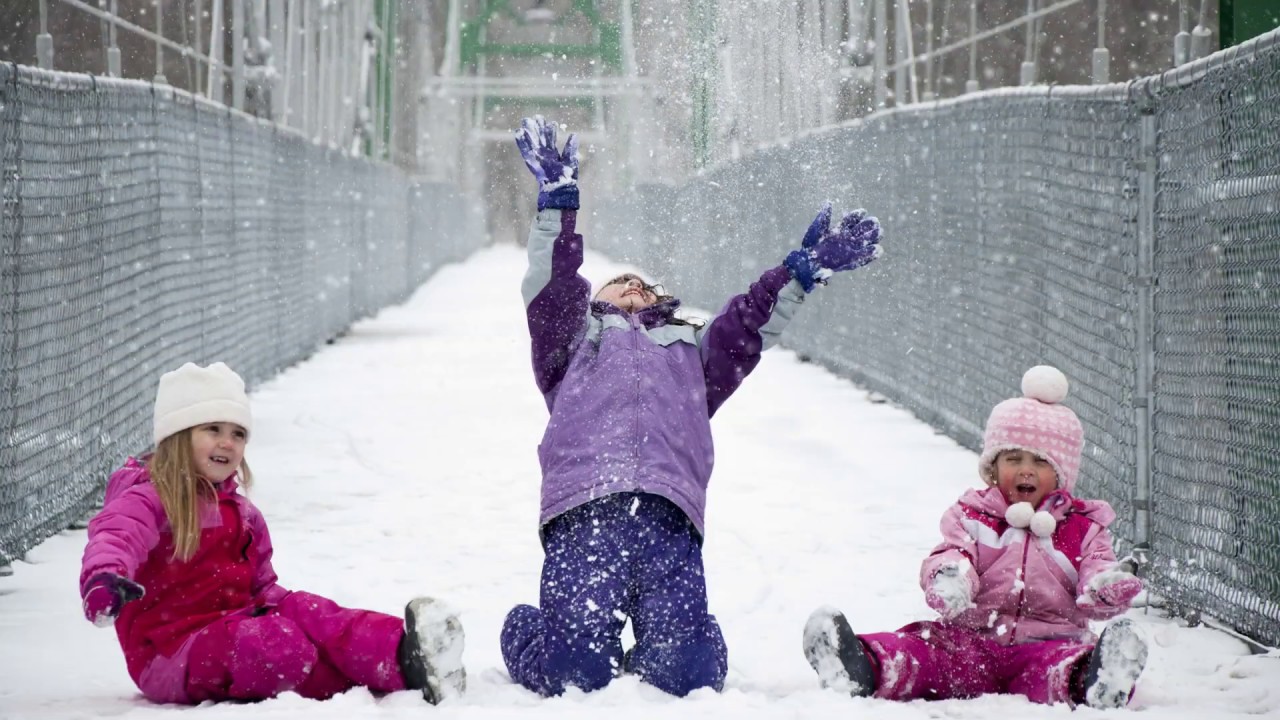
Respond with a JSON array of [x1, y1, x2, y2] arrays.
[[699, 265, 806, 416], [521, 208, 592, 396]]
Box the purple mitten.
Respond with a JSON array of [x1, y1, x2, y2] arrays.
[[924, 562, 975, 619], [784, 202, 883, 292], [514, 116, 579, 210], [82, 572, 145, 627]]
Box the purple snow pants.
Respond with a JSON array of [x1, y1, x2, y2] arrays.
[[859, 621, 1093, 705], [501, 492, 728, 697], [175, 591, 406, 703]]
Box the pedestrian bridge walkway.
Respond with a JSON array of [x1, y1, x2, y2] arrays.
[[0, 245, 1276, 718]]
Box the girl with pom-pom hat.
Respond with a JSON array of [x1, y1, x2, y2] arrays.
[[802, 366, 1149, 709]]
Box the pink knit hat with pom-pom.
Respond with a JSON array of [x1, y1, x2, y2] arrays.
[[978, 366, 1084, 493]]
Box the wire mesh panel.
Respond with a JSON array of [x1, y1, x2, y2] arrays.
[[0, 64, 483, 568], [594, 32, 1280, 646], [1135, 31, 1280, 645]]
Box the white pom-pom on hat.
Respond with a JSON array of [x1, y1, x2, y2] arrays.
[[1029, 510, 1057, 537], [1005, 502, 1035, 529], [1021, 365, 1069, 404]]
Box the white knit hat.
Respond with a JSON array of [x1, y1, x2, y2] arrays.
[[153, 362, 252, 445]]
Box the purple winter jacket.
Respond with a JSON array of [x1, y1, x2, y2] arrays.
[[522, 208, 807, 536]]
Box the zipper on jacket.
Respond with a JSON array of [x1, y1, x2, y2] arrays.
[[1008, 533, 1033, 640], [628, 313, 643, 477]]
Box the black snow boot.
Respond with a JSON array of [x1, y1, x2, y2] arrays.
[[398, 597, 467, 704], [802, 607, 876, 697], [1082, 617, 1148, 709]]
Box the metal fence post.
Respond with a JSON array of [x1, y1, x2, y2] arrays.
[[233, 0, 246, 110], [965, 0, 978, 93], [37, 0, 55, 69], [874, 0, 887, 107], [1132, 100, 1158, 567], [208, 0, 225, 103], [154, 0, 168, 84], [1092, 0, 1110, 83], [1190, 0, 1214, 60], [107, 0, 122, 78], [1174, 0, 1191, 65], [1020, 0, 1037, 84]]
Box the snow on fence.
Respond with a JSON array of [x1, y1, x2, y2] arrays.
[[589, 28, 1280, 648], [0, 63, 482, 572]]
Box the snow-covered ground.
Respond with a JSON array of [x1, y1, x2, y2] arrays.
[[2, 245, 1277, 719]]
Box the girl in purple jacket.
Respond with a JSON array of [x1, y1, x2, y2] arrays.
[[79, 362, 465, 705], [804, 365, 1149, 708], [501, 116, 882, 698]]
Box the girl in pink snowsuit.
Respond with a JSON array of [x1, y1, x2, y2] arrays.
[[804, 366, 1149, 709], [79, 362, 465, 705]]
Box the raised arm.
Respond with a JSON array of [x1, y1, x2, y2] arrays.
[[516, 116, 591, 395], [700, 202, 883, 415]]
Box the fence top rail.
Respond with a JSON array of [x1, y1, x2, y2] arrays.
[[0, 61, 398, 168], [1132, 24, 1280, 98], [685, 79, 1133, 180]]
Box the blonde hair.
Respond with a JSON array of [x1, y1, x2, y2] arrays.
[[147, 429, 254, 562]]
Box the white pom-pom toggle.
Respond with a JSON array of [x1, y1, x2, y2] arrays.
[[1030, 510, 1057, 537], [1005, 502, 1035, 528], [1021, 365, 1069, 404]]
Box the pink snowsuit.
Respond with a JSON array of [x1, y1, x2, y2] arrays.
[[857, 486, 1131, 705], [80, 458, 408, 704]]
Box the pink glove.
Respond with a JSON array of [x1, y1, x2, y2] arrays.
[[1077, 570, 1142, 613], [83, 572, 145, 627], [925, 562, 975, 619]]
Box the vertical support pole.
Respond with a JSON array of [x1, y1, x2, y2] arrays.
[[37, 0, 54, 69], [155, 0, 168, 84], [874, 0, 887, 108], [108, 0, 122, 77], [194, 0, 204, 95], [232, 0, 245, 110], [282, 0, 298, 127], [208, 0, 225, 102], [923, 0, 934, 101], [1132, 102, 1157, 567], [1092, 0, 1110, 83], [965, 0, 978, 93], [1174, 0, 1190, 66], [1020, 0, 1036, 85], [301, 0, 312, 136], [620, 0, 640, 180], [270, 0, 286, 119], [1190, 0, 1214, 60], [893, 0, 907, 104], [319, 2, 331, 143], [688, 0, 716, 167]]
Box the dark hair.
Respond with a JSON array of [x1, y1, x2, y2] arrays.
[[596, 273, 705, 328]]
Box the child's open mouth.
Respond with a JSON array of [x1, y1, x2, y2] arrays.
[[210, 455, 230, 465], [1015, 483, 1039, 495]]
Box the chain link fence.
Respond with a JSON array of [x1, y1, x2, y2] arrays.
[[1, 62, 482, 568], [588, 29, 1280, 647]]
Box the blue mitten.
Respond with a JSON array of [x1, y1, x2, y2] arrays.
[[514, 116, 580, 210], [784, 202, 883, 292]]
